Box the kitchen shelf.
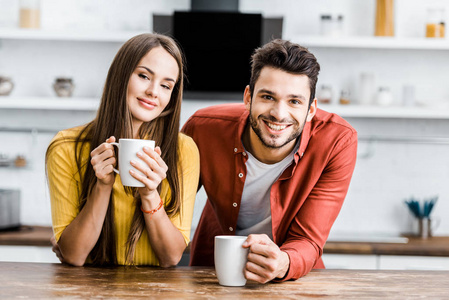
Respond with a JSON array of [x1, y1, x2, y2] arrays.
[[1, 97, 449, 119], [318, 104, 449, 119], [0, 97, 99, 110], [290, 35, 449, 50], [0, 28, 148, 42]]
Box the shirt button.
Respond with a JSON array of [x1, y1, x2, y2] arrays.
[[238, 173, 243, 178], [242, 152, 246, 156], [233, 202, 238, 207], [229, 227, 233, 232], [234, 148, 238, 152]]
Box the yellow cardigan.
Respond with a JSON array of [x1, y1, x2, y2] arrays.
[[47, 126, 199, 265]]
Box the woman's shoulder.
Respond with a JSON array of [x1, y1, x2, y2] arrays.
[[177, 132, 199, 158], [53, 125, 87, 141]]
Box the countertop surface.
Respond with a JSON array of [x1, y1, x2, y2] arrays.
[[1, 262, 448, 299], [2, 226, 449, 257]]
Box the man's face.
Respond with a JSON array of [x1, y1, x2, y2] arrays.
[[244, 67, 316, 150]]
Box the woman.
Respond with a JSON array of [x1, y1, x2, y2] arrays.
[[46, 33, 199, 267]]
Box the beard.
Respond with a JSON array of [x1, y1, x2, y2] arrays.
[[249, 106, 307, 149]]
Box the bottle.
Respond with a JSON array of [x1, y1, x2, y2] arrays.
[[375, 0, 395, 36], [19, 0, 41, 29]]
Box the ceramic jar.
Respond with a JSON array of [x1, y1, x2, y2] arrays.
[[53, 77, 74, 97], [0, 77, 14, 96]]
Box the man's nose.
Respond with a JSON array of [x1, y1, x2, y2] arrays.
[[269, 101, 289, 121]]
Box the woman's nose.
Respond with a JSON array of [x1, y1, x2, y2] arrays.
[[145, 82, 158, 98]]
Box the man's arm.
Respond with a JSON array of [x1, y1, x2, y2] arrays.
[[242, 131, 357, 283], [279, 133, 358, 281]]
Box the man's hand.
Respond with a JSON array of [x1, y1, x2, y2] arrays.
[[50, 236, 66, 264], [242, 234, 290, 284]]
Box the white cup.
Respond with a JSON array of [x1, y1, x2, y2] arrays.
[[214, 235, 249, 286], [111, 139, 155, 187]]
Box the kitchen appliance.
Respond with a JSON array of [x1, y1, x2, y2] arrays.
[[0, 189, 20, 230]]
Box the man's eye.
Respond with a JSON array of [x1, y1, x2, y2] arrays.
[[262, 95, 273, 100], [291, 99, 300, 105]]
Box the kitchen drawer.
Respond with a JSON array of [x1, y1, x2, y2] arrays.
[[379, 255, 449, 270], [322, 254, 378, 270], [0, 245, 59, 263]]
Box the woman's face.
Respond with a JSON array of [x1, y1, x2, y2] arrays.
[[127, 46, 179, 133]]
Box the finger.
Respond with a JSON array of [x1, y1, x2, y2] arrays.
[[142, 147, 168, 172], [129, 168, 159, 190], [154, 146, 162, 156], [91, 151, 115, 170], [243, 233, 271, 248], [244, 267, 271, 284], [90, 142, 115, 159], [93, 157, 116, 180], [136, 150, 167, 179]]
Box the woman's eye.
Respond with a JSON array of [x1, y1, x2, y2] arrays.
[[162, 85, 171, 90], [138, 74, 149, 80]]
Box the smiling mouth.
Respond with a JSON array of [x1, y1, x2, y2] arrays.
[[264, 120, 289, 132], [138, 97, 157, 109]]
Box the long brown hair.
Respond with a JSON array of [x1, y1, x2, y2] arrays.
[[46, 33, 185, 265]]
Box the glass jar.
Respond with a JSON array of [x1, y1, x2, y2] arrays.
[[320, 14, 333, 36], [376, 87, 393, 106], [426, 8, 445, 38], [19, 0, 40, 29], [318, 85, 333, 104], [339, 89, 351, 105]]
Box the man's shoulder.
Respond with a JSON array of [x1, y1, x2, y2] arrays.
[[313, 108, 356, 135], [188, 103, 246, 123]]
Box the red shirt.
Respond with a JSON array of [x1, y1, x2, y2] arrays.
[[182, 103, 357, 281]]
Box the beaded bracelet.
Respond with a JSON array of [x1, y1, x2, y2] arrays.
[[141, 199, 164, 216]]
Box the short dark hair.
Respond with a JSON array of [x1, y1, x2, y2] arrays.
[[249, 39, 320, 108]]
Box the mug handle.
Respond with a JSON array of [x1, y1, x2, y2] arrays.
[[110, 142, 120, 175]]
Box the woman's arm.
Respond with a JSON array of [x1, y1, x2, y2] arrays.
[[131, 146, 186, 267], [49, 136, 117, 266]]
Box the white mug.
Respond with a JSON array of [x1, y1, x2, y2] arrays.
[[111, 139, 155, 187], [214, 235, 249, 286]]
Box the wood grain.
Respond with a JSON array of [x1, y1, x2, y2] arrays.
[[0, 262, 448, 299]]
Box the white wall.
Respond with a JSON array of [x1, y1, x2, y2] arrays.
[[1, 0, 449, 237]]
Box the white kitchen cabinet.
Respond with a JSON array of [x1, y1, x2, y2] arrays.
[[323, 254, 449, 271], [322, 254, 378, 270], [0, 245, 59, 263], [379, 255, 449, 271]]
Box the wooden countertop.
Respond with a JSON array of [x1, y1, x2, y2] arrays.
[[324, 235, 449, 257], [1, 262, 448, 299], [2, 226, 449, 257]]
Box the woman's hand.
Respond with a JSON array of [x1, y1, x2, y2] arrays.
[[129, 146, 168, 202], [90, 136, 117, 187]]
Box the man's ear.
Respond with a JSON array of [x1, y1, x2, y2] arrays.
[[306, 98, 317, 122], [243, 85, 251, 111]]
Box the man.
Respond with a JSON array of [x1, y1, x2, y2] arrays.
[[181, 39, 357, 283]]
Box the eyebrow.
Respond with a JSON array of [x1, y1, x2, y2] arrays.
[[137, 66, 176, 83], [257, 88, 306, 101]]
